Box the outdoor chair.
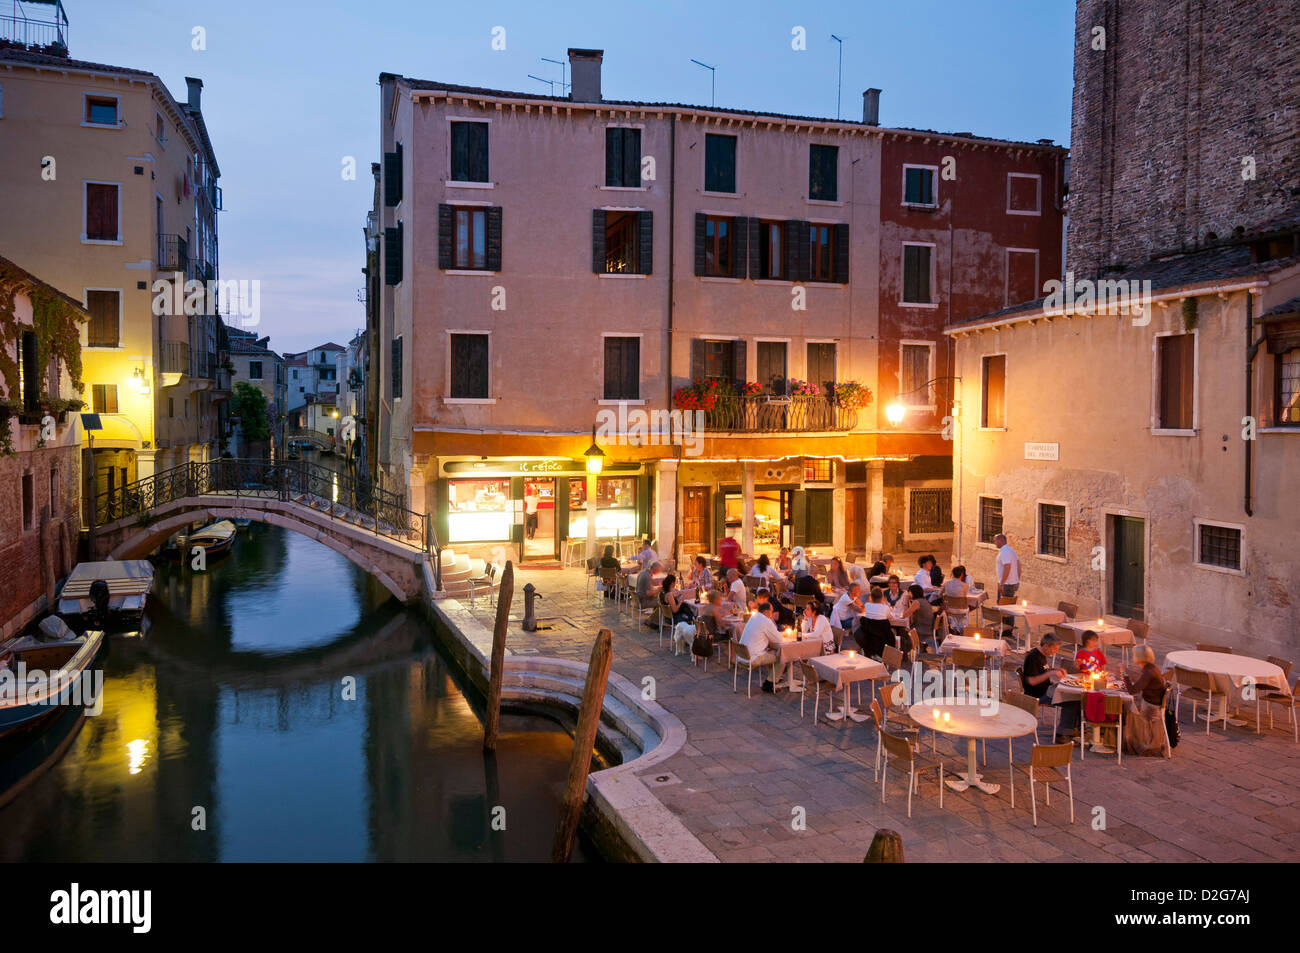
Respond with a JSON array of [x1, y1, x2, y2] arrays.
[[1172, 666, 1225, 734], [1257, 660, 1297, 740], [732, 640, 775, 698], [878, 727, 944, 819], [868, 699, 916, 779], [879, 680, 933, 751], [1052, 623, 1079, 660], [830, 625, 846, 653], [1125, 618, 1149, 643], [1080, 693, 1125, 765], [881, 644, 906, 674], [1056, 601, 1079, 620], [584, 557, 598, 598], [950, 648, 987, 678], [1010, 742, 1075, 827], [466, 561, 497, 608], [797, 660, 840, 723], [1196, 642, 1234, 654], [942, 594, 969, 631], [997, 689, 1042, 766]]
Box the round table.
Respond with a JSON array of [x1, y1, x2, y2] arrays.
[[1165, 650, 1286, 726], [908, 698, 1038, 795]]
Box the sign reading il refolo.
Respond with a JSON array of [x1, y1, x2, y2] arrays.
[[1024, 442, 1060, 461]]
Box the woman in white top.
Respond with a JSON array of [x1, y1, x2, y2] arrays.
[[790, 546, 811, 575], [800, 600, 835, 652], [941, 565, 970, 633], [748, 553, 779, 582]]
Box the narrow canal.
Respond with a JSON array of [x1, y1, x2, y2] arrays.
[[0, 522, 595, 862]]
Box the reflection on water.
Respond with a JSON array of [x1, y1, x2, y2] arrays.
[[0, 524, 593, 862]]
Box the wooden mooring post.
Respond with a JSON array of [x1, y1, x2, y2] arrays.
[[482, 560, 515, 752], [551, 627, 613, 864], [863, 829, 904, 862]]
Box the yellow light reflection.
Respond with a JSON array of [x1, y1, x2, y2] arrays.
[[126, 738, 149, 775], [331, 473, 338, 503]]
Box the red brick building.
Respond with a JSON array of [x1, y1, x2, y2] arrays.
[[0, 258, 86, 639]]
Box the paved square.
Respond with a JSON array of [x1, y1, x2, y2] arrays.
[[462, 567, 1300, 862]]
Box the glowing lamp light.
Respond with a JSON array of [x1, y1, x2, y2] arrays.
[[942, 712, 951, 723], [932, 708, 941, 721], [847, 650, 856, 660], [1021, 599, 1028, 608], [584, 425, 605, 474], [885, 402, 906, 426]]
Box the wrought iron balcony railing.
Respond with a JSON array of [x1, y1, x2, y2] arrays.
[[693, 394, 858, 433], [157, 234, 189, 273]]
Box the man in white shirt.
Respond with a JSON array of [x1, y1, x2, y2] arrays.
[[739, 602, 782, 688], [635, 539, 659, 570], [727, 569, 749, 613], [994, 534, 1020, 599], [830, 583, 864, 631], [913, 555, 937, 592]]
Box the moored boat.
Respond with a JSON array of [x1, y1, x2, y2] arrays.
[[0, 625, 104, 739], [185, 519, 237, 559], [56, 560, 155, 632]]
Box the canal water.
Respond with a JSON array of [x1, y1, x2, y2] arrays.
[[0, 523, 595, 862]]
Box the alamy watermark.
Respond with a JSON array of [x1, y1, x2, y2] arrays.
[[595, 405, 706, 457], [1042, 271, 1153, 324], [152, 274, 261, 328], [0, 663, 103, 716]]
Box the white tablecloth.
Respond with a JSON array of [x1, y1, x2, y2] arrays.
[[809, 653, 888, 691], [1165, 650, 1287, 696], [998, 604, 1067, 628], [1058, 620, 1135, 648], [941, 634, 1004, 656]]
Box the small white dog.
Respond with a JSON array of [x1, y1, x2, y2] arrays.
[[672, 621, 697, 656]]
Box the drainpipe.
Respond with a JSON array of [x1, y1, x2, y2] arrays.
[[1245, 291, 1263, 517], [666, 113, 676, 412]]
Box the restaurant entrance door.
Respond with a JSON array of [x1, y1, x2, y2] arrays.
[[1110, 515, 1145, 620], [522, 478, 557, 561], [682, 487, 711, 553]]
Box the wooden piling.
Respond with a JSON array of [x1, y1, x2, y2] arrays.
[[863, 829, 905, 862], [482, 561, 515, 752], [551, 627, 613, 864]]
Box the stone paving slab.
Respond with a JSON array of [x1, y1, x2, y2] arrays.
[[463, 568, 1300, 862]]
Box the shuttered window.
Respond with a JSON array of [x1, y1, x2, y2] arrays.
[[605, 127, 641, 188], [603, 336, 640, 400], [19, 331, 39, 411], [904, 167, 935, 205], [86, 290, 120, 347], [384, 222, 403, 285], [391, 337, 402, 399], [785, 220, 810, 282], [903, 244, 932, 303], [599, 211, 642, 273], [806, 342, 836, 393], [449, 333, 490, 399], [1277, 349, 1300, 426], [92, 383, 119, 414], [757, 221, 785, 279], [704, 134, 736, 193], [756, 341, 787, 394], [981, 354, 1006, 428], [451, 122, 489, 182], [702, 215, 731, 277], [901, 343, 931, 403], [909, 487, 953, 535], [1158, 333, 1195, 430], [809, 144, 838, 201], [805, 489, 833, 545], [383, 144, 403, 206], [85, 183, 119, 241], [689, 338, 745, 387], [439, 206, 501, 271]]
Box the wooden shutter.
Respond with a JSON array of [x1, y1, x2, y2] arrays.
[[591, 209, 607, 273], [746, 218, 761, 280], [86, 183, 117, 240], [731, 216, 748, 278], [391, 337, 403, 399], [86, 290, 119, 348], [732, 339, 746, 388], [1159, 335, 1194, 429], [786, 220, 810, 282], [694, 213, 708, 276], [637, 210, 653, 275], [690, 338, 706, 382], [384, 225, 401, 285], [21, 331, 39, 410], [383, 147, 402, 207], [833, 223, 849, 283], [486, 207, 502, 271], [438, 204, 454, 269]]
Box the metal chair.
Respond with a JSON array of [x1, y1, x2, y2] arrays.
[[597, 567, 618, 607], [1010, 742, 1075, 827], [1080, 693, 1125, 765], [466, 561, 497, 607], [797, 660, 839, 723], [732, 641, 775, 697], [1052, 623, 1079, 660], [1125, 618, 1149, 644], [1056, 601, 1079, 620], [878, 728, 944, 819], [1172, 666, 1225, 734]]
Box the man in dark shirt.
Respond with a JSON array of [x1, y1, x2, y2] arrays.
[[792, 572, 825, 608], [754, 589, 796, 629], [1021, 633, 1080, 738], [867, 554, 894, 579]]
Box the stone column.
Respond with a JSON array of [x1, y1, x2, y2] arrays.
[[867, 460, 885, 558], [741, 461, 755, 555], [408, 456, 428, 520], [831, 461, 847, 555], [585, 472, 598, 558], [137, 448, 158, 482], [656, 459, 678, 565]]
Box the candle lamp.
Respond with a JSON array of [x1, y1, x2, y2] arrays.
[[932, 708, 941, 721], [942, 712, 951, 723], [1021, 599, 1028, 608]]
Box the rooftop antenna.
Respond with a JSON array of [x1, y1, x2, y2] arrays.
[[527, 74, 557, 96], [541, 56, 570, 96], [690, 59, 715, 107], [830, 34, 843, 120]]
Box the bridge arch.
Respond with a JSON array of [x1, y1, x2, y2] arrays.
[[100, 502, 422, 603]]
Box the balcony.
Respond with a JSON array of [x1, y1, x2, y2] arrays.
[[0, 2, 69, 55], [157, 234, 189, 274], [691, 394, 859, 433]]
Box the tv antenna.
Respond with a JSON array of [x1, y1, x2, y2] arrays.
[[830, 34, 844, 120], [690, 59, 715, 107], [541, 56, 570, 95]]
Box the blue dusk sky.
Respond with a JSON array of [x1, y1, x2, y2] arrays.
[[61, 0, 1074, 354]]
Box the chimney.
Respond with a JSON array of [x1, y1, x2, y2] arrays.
[[862, 88, 881, 126], [568, 48, 603, 103], [185, 76, 203, 110]]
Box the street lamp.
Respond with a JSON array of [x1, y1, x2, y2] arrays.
[[584, 425, 605, 474]]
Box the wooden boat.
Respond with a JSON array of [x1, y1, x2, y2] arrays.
[[57, 560, 154, 632], [231, 517, 252, 530], [0, 628, 104, 739], [185, 520, 236, 559]]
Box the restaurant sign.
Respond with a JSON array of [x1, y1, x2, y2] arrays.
[[443, 458, 640, 475], [1023, 442, 1060, 461]]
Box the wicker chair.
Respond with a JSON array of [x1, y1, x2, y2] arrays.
[[732, 640, 775, 697], [1010, 742, 1075, 827], [1125, 618, 1149, 643], [1056, 601, 1079, 620]]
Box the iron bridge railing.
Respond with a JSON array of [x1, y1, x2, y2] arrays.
[[95, 460, 438, 583]]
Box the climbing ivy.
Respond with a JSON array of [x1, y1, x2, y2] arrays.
[[0, 261, 88, 455]]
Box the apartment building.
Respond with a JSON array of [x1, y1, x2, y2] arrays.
[[0, 23, 223, 509], [284, 341, 343, 436], [945, 0, 1300, 655], [225, 324, 287, 457], [373, 49, 1064, 565]]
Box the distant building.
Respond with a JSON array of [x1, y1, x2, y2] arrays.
[[284, 342, 344, 439], [946, 0, 1300, 654], [225, 325, 287, 457], [0, 17, 224, 509], [0, 257, 86, 639]]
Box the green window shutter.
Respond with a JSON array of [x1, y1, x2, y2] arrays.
[[833, 223, 849, 283], [732, 339, 746, 389], [438, 204, 454, 270], [694, 213, 708, 276], [790, 490, 807, 547], [731, 215, 748, 278], [591, 209, 606, 273], [807, 489, 832, 545], [383, 145, 402, 206], [384, 226, 401, 285], [391, 337, 403, 399], [690, 338, 706, 383], [485, 207, 503, 272], [637, 210, 653, 275]]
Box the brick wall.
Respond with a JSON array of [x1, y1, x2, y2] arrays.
[[0, 442, 82, 638], [1068, 0, 1300, 277]]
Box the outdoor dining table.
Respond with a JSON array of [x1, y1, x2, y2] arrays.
[[1051, 673, 1134, 751], [907, 698, 1038, 795], [998, 603, 1067, 651], [1058, 620, 1135, 649], [772, 633, 825, 693], [940, 633, 1004, 656], [1164, 650, 1287, 727], [809, 652, 887, 723]]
